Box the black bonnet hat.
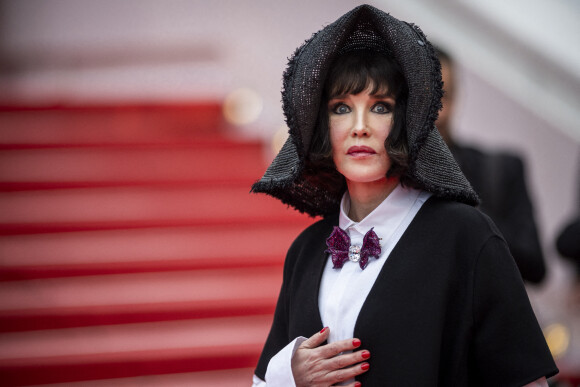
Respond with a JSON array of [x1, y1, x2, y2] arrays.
[[251, 4, 479, 217]]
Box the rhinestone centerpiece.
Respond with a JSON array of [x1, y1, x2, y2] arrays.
[[325, 226, 381, 270], [348, 245, 361, 262]]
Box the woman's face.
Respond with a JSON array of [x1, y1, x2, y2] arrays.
[[328, 87, 395, 185]]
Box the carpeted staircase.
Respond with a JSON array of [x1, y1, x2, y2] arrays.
[[0, 103, 315, 386]]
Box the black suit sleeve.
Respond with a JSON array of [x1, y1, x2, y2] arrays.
[[556, 217, 580, 272], [487, 155, 546, 283], [470, 236, 558, 386]]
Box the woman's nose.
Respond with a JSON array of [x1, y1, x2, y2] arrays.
[[352, 111, 369, 137]]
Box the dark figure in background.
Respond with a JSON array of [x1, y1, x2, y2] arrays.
[[557, 217, 580, 276], [435, 47, 547, 284], [557, 166, 580, 277]]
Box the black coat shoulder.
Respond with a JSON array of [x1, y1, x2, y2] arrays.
[[416, 196, 503, 242]]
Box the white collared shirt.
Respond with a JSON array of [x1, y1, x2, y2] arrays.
[[319, 185, 431, 346], [254, 185, 431, 386]]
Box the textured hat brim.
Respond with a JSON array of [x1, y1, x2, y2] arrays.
[[251, 136, 344, 216], [252, 4, 479, 216], [413, 129, 479, 205]]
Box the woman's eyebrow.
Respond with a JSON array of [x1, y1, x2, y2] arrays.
[[371, 93, 395, 99]]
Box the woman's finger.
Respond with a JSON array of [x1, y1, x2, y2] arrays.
[[327, 349, 370, 370], [333, 381, 362, 387], [317, 336, 363, 359], [327, 360, 370, 385], [299, 326, 331, 350]]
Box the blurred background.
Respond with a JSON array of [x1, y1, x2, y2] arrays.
[[0, 0, 578, 385]]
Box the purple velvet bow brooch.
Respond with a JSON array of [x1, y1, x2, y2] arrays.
[[325, 227, 382, 270]]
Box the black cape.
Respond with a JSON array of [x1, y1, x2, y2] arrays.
[[255, 197, 557, 386]]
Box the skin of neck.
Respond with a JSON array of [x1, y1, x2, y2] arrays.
[[346, 176, 400, 222]]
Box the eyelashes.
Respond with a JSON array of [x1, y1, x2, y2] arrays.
[[329, 101, 393, 115], [330, 102, 351, 114], [371, 102, 393, 114]]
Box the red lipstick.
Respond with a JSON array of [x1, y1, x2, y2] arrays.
[[347, 146, 376, 156]]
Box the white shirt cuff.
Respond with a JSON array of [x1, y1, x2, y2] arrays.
[[259, 336, 307, 387], [252, 373, 267, 387]]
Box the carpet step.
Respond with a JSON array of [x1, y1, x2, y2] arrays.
[[0, 142, 267, 189], [0, 267, 281, 332], [0, 103, 292, 385], [0, 223, 307, 280], [29, 367, 256, 387], [0, 315, 271, 386], [0, 185, 312, 234], [0, 103, 225, 146]]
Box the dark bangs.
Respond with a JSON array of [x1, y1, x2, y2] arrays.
[[325, 49, 406, 100]]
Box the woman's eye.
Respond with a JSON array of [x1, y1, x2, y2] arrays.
[[372, 102, 393, 114], [331, 103, 351, 114]]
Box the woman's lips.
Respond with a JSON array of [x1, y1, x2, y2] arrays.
[[347, 145, 376, 157]]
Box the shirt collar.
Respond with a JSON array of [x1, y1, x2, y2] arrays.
[[338, 184, 424, 247]]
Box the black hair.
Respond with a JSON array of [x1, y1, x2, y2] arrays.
[[305, 49, 411, 188]]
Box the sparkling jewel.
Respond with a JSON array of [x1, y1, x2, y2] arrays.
[[348, 245, 361, 262]]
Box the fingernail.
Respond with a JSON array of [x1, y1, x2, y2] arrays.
[[320, 327, 328, 334], [361, 362, 370, 371], [352, 338, 361, 347], [361, 350, 370, 359], [355, 382, 362, 387]]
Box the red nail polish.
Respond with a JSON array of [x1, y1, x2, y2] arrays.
[[361, 350, 370, 359], [361, 363, 370, 371], [354, 382, 362, 387], [320, 327, 328, 334], [352, 338, 361, 347]]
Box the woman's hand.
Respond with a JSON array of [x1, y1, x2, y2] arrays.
[[291, 327, 370, 387]]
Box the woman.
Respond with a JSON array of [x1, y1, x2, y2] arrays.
[[251, 5, 558, 386]]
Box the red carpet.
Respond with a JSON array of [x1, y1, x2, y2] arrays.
[[0, 103, 315, 386]]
